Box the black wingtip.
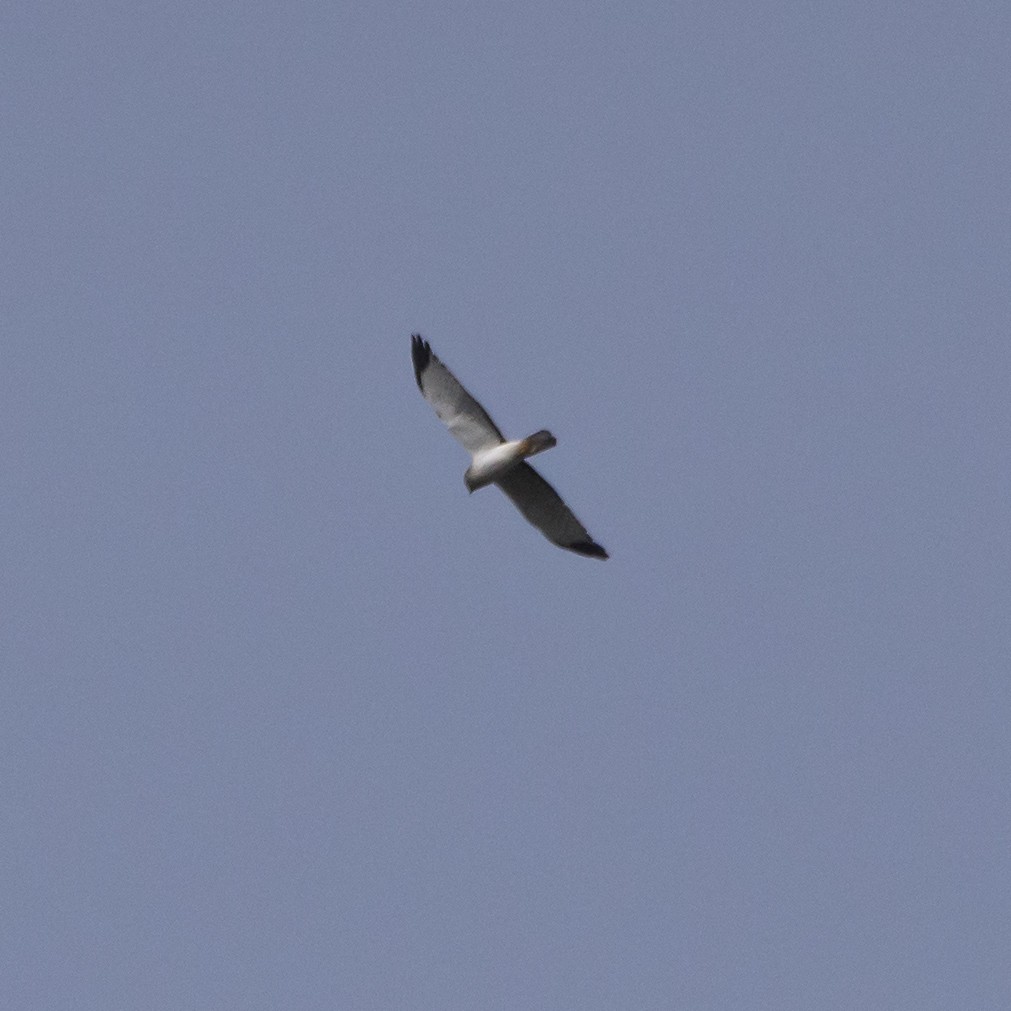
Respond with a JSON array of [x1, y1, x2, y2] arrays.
[[411, 334, 431, 390], [568, 541, 609, 560]]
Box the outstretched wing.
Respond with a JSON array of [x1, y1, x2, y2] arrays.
[[412, 335, 504, 454], [496, 463, 608, 559]]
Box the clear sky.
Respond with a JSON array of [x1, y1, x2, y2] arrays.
[[5, 2, 1010, 1008]]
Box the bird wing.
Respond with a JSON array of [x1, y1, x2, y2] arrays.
[[495, 463, 608, 559], [411, 335, 504, 454]]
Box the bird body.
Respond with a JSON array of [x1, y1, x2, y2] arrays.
[[465, 431, 556, 491]]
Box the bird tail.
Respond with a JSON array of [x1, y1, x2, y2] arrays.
[[520, 430, 557, 457]]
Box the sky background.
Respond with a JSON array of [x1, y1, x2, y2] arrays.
[[4, 1, 1010, 1007]]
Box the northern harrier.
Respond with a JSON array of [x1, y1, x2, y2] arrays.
[[411, 335, 608, 559]]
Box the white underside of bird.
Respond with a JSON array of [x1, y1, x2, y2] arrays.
[[464, 431, 556, 491]]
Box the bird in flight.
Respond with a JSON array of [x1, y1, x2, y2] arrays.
[[411, 335, 608, 559]]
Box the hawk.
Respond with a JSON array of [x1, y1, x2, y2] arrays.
[[411, 335, 608, 559]]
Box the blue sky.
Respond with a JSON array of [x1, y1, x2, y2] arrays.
[[5, 2, 1010, 1007]]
